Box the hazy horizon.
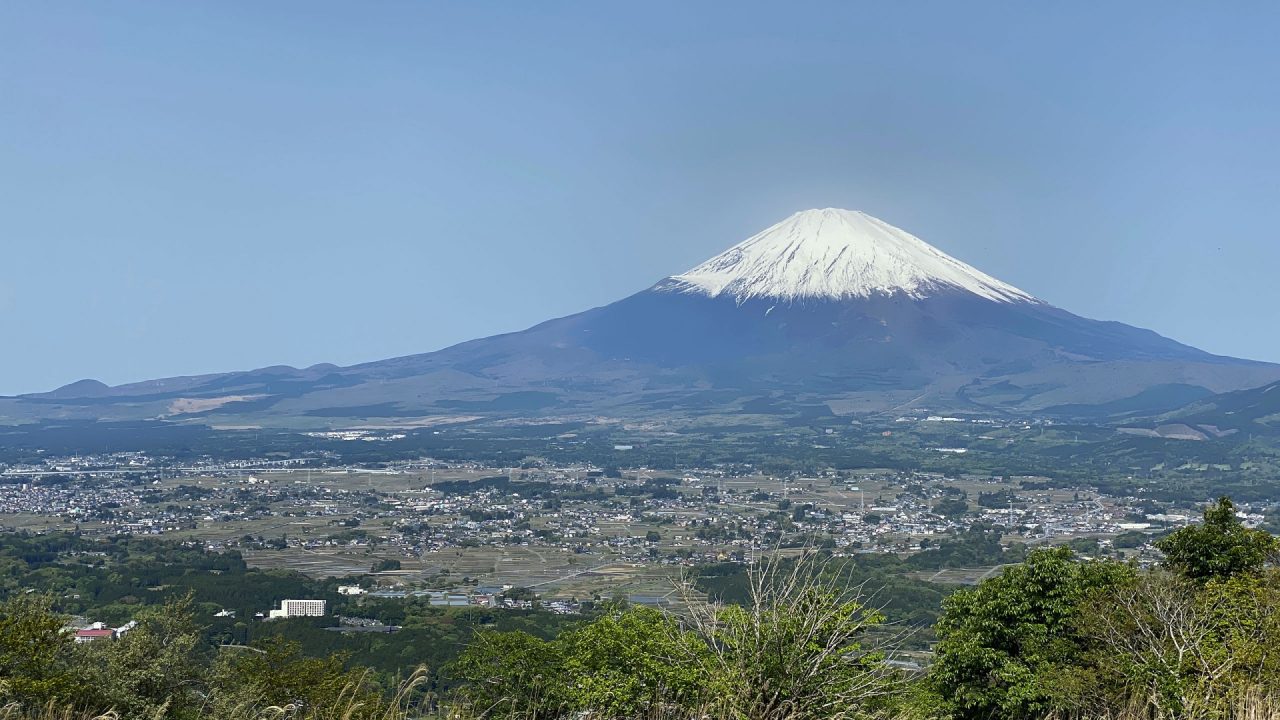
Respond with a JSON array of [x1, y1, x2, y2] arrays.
[[4, 3, 1280, 395]]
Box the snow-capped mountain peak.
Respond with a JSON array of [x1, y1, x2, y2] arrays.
[[660, 208, 1036, 304]]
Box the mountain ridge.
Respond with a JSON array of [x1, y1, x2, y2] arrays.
[[4, 209, 1278, 428]]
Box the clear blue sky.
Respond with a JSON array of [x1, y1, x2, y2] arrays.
[[3, 3, 1279, 395]]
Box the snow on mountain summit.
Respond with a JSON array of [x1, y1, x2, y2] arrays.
[[660, 208, 1036, 304]]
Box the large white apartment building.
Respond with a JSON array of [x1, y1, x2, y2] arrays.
[[268, 599, 326, 618]]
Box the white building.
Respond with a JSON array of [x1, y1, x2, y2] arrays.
[[73, 621, 113, 643], [268, 599, 326, 618], [337, 585, 366, 596]]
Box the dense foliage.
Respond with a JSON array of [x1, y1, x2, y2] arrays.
[[928, 548, 1135, 719], [1154, 496, 1279, 580], [1, 497, 1279, 718], [0, 531, 577, 711], [924, 497, 1280, 720]]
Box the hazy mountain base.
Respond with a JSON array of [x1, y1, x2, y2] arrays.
[[8, 360, 1273, 430], [6, 284, 1280, 430]]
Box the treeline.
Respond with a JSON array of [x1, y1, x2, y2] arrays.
[[0, 593, 415, 719], [0, 532, 577, 701], [0, 533, 325, 626]]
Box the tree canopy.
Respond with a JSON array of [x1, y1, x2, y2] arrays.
[[1156, 496, 1278, 581]]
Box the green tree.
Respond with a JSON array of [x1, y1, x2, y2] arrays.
[[75, 593, 207, 719], [932, 497, 969, 519], [1197, 571, 1280, 698], [557, 605, 706, 718], [0, 593, 74, 706], [929, 547, 1134, 720], [450, 629, 566, 719], [1112, 530, 1150, 549], [451, 605, 706, 719], [209, 637, 392, 719], [1067, 569, 1280, 718], [1156, 497, 1278, 581]]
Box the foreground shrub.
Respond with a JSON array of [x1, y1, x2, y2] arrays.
[[677, 551, 897, 720]]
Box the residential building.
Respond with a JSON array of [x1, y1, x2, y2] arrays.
[[268, 599, 326, 618]]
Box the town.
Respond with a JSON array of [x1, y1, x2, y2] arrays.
[[2, 434, 1257, 611]]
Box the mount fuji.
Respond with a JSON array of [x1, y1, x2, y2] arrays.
[[660, 209, 1035, 304], [6, 209, 1279, 427]]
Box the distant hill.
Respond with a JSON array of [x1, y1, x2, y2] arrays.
[[43, 378, 111, 399], [1138, 380, 1280, 436]]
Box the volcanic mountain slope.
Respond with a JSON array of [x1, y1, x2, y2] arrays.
[[4, 209, 1278, 428]]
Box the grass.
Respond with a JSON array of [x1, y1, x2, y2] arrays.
[[0, 669, 432, 720]]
